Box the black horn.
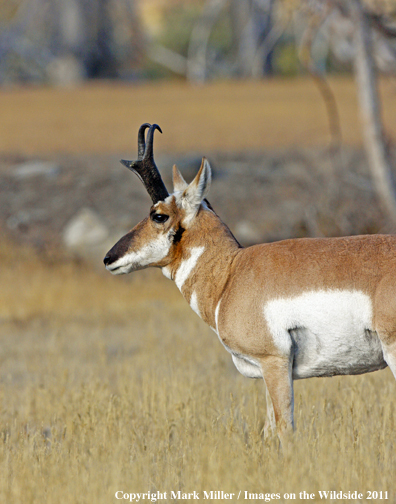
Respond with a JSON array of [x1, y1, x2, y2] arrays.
[[137, 122, 150, 160], [121, 123, 169, 204]]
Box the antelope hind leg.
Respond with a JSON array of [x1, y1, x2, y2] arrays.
[[260, 355, 294, 446], [381, 340, 396, 380]]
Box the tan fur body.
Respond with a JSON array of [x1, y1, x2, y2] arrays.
[[220, 234, 396, 353]]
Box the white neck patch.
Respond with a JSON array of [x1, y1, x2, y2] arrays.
[[190, 291, 201, 318], [174, 246, 205, 291], [214, 298, 222, 334]]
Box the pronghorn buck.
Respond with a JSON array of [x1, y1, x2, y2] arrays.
[[104, 123, 396, 442]]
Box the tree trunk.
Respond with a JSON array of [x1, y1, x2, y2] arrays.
[[187, 0, 227, 83], [230, 0, 255, 77], [351, 0, 396, 224]]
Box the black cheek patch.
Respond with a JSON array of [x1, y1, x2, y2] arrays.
[[172, 225, 185, 244]]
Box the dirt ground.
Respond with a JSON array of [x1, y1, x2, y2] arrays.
[[0, 145, 392, 259]]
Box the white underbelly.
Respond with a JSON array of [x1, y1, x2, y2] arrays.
[[264, 289, 387, 379], [231, 354, 262, 379], [290, 326, 386, 379], [212, 325, 263, 379]]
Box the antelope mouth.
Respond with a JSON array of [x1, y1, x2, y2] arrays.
[[106, 264, 121, 273], [104, 255, 129, 275], [104, 253, 144, 275], [105, 263, 125, 275]]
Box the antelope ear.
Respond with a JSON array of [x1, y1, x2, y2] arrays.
[[172, 164, 188, 192], [181, 158, 211, 221]]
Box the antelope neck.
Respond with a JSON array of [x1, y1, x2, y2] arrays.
[[166, 230, 240, 329]]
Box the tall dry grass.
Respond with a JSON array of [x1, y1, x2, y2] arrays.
[[0, 239, 395, 503]]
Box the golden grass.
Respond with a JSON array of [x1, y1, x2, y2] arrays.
[[1, 77, 396, 156], [0, 240, 395, 503]]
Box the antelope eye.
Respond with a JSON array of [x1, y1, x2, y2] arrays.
[[151, 213, 169, 224]]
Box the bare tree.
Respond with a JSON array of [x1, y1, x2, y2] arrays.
[[349, 0, 396, 224], [298, 2, 342, 151], [293, 0, 396, 225], [186, 0, 278, 82], [0, 0, 143, 84], [187, 0, 228, 82]]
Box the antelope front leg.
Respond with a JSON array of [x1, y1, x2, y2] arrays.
[[260, 355, 294, 445]]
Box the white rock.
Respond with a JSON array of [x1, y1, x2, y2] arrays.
[[14, 161, 60, 179], [46, 55, 85, 86], [234, 220, 262, 245], [63, 208, 109, 249]]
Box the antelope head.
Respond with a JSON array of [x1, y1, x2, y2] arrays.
[[103, 123, 211, 275]]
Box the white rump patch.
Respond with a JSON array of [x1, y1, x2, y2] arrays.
[[264, 289, 386, 379], [174, 246, 205, 291]]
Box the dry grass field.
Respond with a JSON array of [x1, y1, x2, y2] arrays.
[[1, 78, 396, 503], [0, 240, 395, 503]]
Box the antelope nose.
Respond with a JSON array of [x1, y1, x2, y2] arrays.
[[103, 254, 113, 266]]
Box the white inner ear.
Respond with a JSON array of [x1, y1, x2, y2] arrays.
[[181, 159, 211, 222], [173, 167, 188, 192]]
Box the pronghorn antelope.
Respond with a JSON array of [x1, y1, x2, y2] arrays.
[[104, 123, 396, 443]]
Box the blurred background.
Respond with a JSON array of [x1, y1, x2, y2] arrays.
[[1, 0, 396, 257], [1, 1, 396, 501], [0, 0, 396, 84]]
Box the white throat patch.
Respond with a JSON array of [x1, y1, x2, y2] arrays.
[[174, 246, 205, 291]]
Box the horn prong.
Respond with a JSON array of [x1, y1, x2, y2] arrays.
[[120, 159, 133, 169], [143, 124, 162, 161], [137, 123, 151, 160], [120, 159, 145, 186]]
